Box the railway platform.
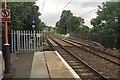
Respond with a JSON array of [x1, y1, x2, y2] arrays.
[[3, 51, 81, 79], [30, 51, 81, 79]]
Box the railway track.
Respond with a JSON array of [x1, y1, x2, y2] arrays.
[[69, 37, 119, 58], [46, 33, 120, 79], [65, 38, 119, 59], [60, 38, 120, 66], [46, 36, 107, 80], [51, 34, 120, 66], [56, 34, 119, 59]]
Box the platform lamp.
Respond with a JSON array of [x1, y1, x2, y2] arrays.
[[32, 20, 36, 52], [32, 20, 35, 30]]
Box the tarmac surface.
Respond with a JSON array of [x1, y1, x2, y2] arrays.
[[3, 52, 34, 79], [2, 51, 81, 80]]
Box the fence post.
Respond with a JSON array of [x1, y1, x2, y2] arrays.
[[13, 31, 16, 52], [17, 31, 19, 53], [33, 30, 36, 52], [42, 31, 44, 51]]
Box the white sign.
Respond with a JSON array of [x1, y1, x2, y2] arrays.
[[32, 25, 35, 28], [0, 9, 11, 22]]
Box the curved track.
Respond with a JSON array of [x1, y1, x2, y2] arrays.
[[60, 38, 120, 66], [46, 35, 107, 80], [46, 33, 120, 79], [51, 34, 120, 66], [65, 38, 119, 59]]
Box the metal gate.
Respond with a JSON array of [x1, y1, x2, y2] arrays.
[[11, 30, 44, 53]]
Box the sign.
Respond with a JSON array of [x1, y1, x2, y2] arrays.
[[36, 34, 41, 37], [32, 25, 35, 28], [0, 9, 11, 22]]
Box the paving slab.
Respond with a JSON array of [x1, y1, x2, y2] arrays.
[[44, 51, 80, 79], [45, 51, 60, 61], [49, 70, 75, 78], [30, 52, 49, 78], [47, 61, 68, 70]]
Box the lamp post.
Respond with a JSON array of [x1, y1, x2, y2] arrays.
[[3, 0, 11, 73], [32, 21, 36, 52], [64, 20, 67, 35]]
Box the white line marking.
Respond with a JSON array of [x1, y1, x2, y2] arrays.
[[55, 51, 82, 80]]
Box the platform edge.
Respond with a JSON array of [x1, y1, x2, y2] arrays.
[[55, 51, 82, 80]]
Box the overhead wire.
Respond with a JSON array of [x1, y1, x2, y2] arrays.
[[41, 0, 98, 27], [56, 0, 73, 16], [60, 0, 73, 11], [41, 0, 45, 15], [47, 0, 73, 27], [54, 0, 61, 11], [80, 8, 98, 17]]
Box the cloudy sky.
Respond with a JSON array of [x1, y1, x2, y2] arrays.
[[36, 0, 107, 28]]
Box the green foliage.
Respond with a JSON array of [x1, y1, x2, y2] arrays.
[[78, 25, 89, 33], [90, 2, 120, 37], [7, 2, 46, 30], [56, 10, 89, 34]]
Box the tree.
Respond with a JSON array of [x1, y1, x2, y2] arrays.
[[7, 2, 46, 30], [90, 1, 120, 48], [56, 10, 89, 34], [90, 2, 120, 37], [78, 25, 89, 33], [60, 10, 73, 34]]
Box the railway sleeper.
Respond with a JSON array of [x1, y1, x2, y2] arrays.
[[62, 54, 71, 57], [70, 63, 79, 66], [79, 72, 95, 76], [78, 73, 99, 79], [71, 65, 85, 69], [63, 57, 75, 61], [67, 61, 78, 63], [75, 69, 89, 72], [81, 76, 102, 80]]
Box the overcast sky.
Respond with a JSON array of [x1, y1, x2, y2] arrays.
[[36, 0, 107, 28]]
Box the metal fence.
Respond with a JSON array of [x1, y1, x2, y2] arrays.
[[70, 32, 119, 49], [10, 30, 44, 53]]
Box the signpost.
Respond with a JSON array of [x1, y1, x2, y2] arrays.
[[2, 0, 11, 73]]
